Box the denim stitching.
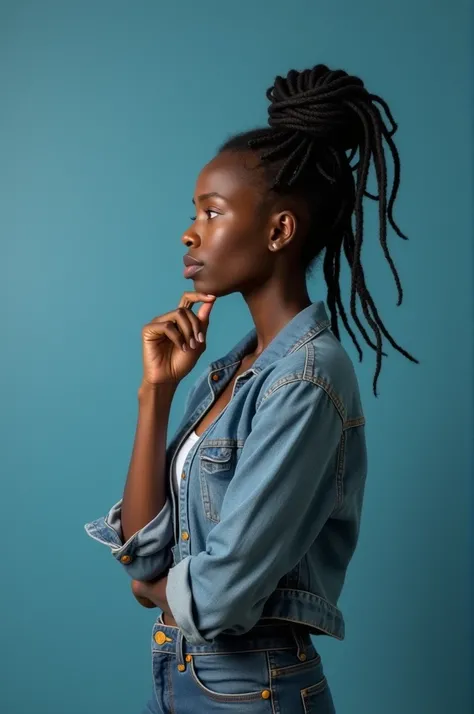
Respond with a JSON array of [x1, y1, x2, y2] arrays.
[[259, 374, 346, 427], [344, 416, 365, 429], [335, 431, 346, 509]]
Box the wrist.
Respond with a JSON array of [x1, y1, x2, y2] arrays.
[[138, 380, 178, 402]]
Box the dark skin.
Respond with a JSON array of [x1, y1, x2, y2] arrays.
[[132, 149, 313, 623]]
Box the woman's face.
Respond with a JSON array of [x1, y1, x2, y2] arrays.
[[181, 150, 279, 297]]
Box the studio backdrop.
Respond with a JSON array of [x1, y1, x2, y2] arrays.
[[1, 1, 472, 713]]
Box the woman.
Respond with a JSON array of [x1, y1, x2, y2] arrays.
[[85, 64, 417, 713]]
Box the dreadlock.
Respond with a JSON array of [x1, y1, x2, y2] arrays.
[[219, 64, 418, 396]]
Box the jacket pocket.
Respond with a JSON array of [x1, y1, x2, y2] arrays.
[[199, 446, 234, 523]]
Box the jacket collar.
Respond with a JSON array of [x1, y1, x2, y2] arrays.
[[209, 300, 331, 374]]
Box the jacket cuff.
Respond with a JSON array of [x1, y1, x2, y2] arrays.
[[84, 498, 174, 581], [166, 556, 212, 645]]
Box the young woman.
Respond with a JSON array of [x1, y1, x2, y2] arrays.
[[85, 63, 417, 713]]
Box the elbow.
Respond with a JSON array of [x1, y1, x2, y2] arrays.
[[112, 547, 173, 581]]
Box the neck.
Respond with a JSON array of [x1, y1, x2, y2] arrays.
[[241, 278, 312, 358]]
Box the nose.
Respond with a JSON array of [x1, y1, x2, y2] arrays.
[[181, 225, 200, 248]]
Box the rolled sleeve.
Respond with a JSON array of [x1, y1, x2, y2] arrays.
[[166, 379, 342, 645], [84, 497, 174, 581]]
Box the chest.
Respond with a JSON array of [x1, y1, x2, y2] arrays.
[[194, 358, 254, 436]]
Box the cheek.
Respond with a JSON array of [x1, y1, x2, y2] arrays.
[[211, 216, 266, 259]]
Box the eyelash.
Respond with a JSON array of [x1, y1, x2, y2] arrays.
[[190, 209, 219, 221]]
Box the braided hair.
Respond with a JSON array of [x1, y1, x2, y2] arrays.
[[219, 64, 418, 396]]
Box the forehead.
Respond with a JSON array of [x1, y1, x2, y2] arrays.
[[195, 150, 264, 201]]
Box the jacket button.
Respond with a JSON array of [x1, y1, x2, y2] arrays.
[[177, 664, 186, 672], [211, 374, 220, 381], [298, 653, 307, 661], [261, 690, 271, 699], [120, 555, 132, 564], [181, 531, 189, 541], [154, 631, 172, 645], [185, 654, 192, 662], [181, 471, 186, 479]]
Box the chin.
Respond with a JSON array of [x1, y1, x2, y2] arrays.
[[193, 273, 237, 298], [193, 277, 220, 296]]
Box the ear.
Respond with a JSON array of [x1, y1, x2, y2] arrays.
[[269, 211, 297, 250]]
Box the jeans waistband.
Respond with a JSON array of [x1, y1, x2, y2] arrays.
[[152, 613, 312, 658]]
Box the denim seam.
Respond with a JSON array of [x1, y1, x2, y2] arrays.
[[335, 430, 346, 509], [262, 614, 343, 640], [287, 322, 331, 356], [266, 651, 277, 714], [258, 374, 345, 425], [343, 416, 365, 429]]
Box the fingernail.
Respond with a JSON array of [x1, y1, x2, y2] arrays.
[[198, 332, 204, 342]]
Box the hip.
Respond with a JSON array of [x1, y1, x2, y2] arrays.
[[143, 613, 336, 713]]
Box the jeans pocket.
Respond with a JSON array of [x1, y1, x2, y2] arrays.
[[268, 644, 335, 714], [188, 650, 271, 702], [268, 642, 320, 677], [301, 676, 335, 714]]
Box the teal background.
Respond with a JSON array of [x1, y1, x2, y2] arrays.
[[1, 1, 472, 712]]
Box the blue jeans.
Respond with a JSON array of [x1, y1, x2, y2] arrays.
[[142, 613, 336, 713]]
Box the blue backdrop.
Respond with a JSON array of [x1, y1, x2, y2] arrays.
[[1, 1, 472, 712]]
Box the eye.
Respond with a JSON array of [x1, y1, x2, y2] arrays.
[[189, 210, 219, 222]]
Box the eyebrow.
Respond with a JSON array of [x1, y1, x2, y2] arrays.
[[192, 192, 227, 204]]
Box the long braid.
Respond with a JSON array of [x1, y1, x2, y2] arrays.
[[220, 64, 418, 395]]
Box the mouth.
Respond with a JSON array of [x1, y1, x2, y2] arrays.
[[184, 264, 205, 279]]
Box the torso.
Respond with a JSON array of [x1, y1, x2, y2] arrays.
[[163, 349, 320, 635], [163, 355, 256, 627]]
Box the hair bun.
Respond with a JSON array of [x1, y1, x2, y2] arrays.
[[266, 64, 368, 150]]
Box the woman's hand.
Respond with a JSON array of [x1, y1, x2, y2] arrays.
[[131, 576, 170, 612], [131, 583, 157, 609], [140, 292, 216, 389]]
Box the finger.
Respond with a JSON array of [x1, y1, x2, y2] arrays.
[[158, 321, 188, 352], [175, 294, 215, 346], [148, 294, 215, 325], [178, 292, 216, 309], [146, 316, 193, 352], [196, 299, 215, 324], [172, 307, 199, 349], [178, 307, 206, 344]]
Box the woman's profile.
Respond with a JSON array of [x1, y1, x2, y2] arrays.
[[85, 63, 417, 713]]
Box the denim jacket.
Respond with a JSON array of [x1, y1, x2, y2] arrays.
[[85, 301, 367, 646]]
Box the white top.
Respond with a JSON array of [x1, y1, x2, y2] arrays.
[[173, 430, 201, 498]]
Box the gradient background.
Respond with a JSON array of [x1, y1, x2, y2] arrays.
[[1, 1, 472, 712]]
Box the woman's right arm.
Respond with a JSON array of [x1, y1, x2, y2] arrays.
[[84, 291, 216, 581], [120, 381, 177, 543]]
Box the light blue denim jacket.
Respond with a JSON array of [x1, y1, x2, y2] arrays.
[[85, 301, 367, 646]]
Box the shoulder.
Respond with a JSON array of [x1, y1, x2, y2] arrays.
[[257, 330, 365, 425]]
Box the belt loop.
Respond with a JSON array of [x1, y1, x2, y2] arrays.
[[291, 625, 308, 661], [175, 628, 185, 668]]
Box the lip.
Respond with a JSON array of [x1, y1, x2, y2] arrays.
[[184, 264, 205, 279], [183, 254, 204, 267]]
